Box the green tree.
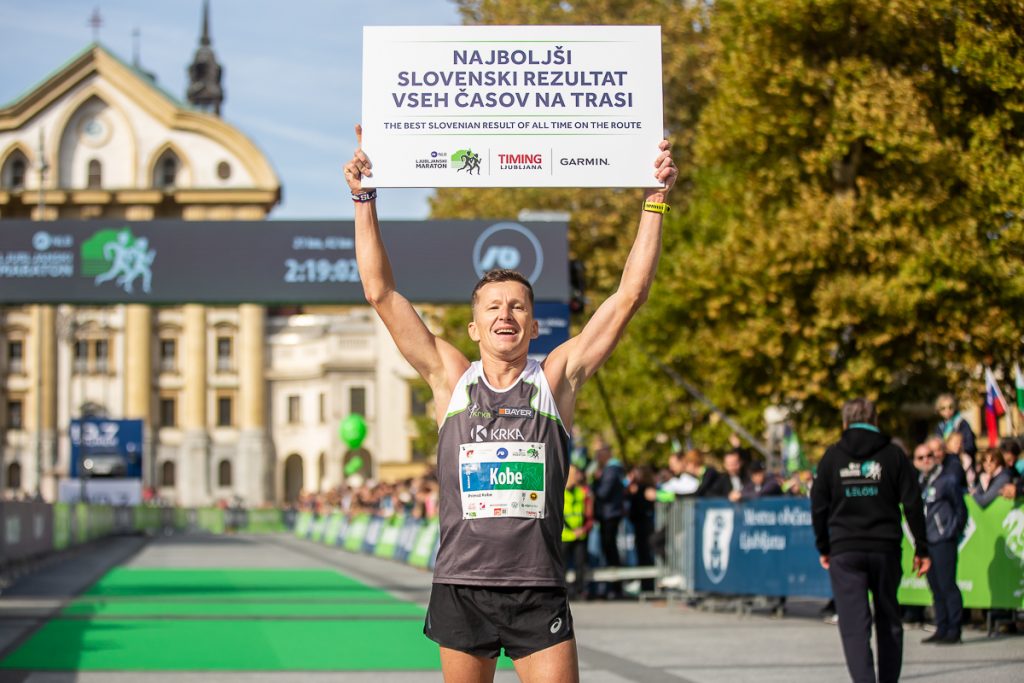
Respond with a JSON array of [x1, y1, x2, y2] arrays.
[[645, 0, 1024, 452], [424, 0, 1024, 462]]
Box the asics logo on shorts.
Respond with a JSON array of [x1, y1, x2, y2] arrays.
[[549, 617, 562, 634]]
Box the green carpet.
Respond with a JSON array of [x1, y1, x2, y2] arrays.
[[1, 618, 441, 670], [0, 567, 509, 671]]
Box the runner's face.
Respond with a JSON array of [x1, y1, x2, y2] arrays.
[[468, 281, 537, 357]]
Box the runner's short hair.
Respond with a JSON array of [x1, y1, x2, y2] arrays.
[[471, 269, 534, 310]]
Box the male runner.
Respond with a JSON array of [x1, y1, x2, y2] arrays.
[[344, 125, 675, 683]]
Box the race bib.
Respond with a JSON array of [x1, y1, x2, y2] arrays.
[[459, 441, 546, 520]]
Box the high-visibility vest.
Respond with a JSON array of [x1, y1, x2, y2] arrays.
[[562, 485, 588, 542]]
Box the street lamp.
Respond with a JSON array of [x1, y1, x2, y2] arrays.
[[80, 456, 94, 503], [34, 129, 50, 500]]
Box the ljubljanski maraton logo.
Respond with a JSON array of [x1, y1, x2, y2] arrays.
[[82, 227, 156, 294], [452, 149, 482, 174], [414, 150, 449, 170], [472, 223, 544, 283], [702, 508, 734, 585]]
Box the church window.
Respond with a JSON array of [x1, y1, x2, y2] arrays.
[[159, 156, 177, 187], [87, 159, 102, 188], [2, 152, 28, 189]]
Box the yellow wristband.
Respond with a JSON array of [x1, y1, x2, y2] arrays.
[[643, 201, 670, 214]]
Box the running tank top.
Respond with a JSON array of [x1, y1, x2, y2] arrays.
[[433, 359, 570, 587]]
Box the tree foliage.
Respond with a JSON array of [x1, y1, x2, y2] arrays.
[[427, 0, 1024, 461]]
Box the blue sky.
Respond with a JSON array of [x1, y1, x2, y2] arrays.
[[0, 0, 463, 220]]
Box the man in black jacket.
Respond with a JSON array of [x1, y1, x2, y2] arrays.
[[920, 435, 968, 643], [812, 398, 930, 683], [706, 449, 748, 498]]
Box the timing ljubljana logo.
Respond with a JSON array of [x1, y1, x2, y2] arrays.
[[702, 508, 734, 585], [82, 227, 156, 294], [472, 223, 544, 283]]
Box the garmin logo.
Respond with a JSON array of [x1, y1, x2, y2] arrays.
[[472, 223, 544, 283], [559, 157, 610, 166]]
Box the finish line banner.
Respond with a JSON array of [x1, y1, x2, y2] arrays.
[[0, 220, 568, 304], [361, 25, 664, 188]]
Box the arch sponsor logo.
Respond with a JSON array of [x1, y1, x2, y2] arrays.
[[82, 227, 156, 294], [702, 508, 734, 585], [472, 223, 544, 283]]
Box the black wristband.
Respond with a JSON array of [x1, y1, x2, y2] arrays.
[[352, 189, 377, 203]]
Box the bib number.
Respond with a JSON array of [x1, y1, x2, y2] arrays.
[[458, 442, 546, 520]]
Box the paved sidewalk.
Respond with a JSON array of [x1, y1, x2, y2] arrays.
[[0, 533, 1020, 682]]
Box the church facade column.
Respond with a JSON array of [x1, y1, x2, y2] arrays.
[[31, 305, 58, 500], [124, 305, 153, 488], [237, 303, 269, 504], [179, 304, 209, 506]]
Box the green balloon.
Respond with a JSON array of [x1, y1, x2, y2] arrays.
[[339, 414, 367, 449], [344, 455, 364, 476]]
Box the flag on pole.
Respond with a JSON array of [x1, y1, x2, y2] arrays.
[[782, 423, 807, 475], [1014, 363, 1024, 413], [984, 367, 1008, 448]]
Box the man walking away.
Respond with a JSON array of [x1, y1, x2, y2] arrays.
[[812, 398, 930, 683]]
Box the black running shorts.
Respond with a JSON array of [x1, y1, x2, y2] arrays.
[[424, 583, 574, 660]]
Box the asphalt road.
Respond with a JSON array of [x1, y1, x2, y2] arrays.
[[0, 532, 1020, 682]]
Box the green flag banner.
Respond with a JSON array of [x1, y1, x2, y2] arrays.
[[899, 497, 1024, 609]]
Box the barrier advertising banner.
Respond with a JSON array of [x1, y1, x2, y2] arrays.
[[57, 478, 143, 506], [899, 497, 1024, 609], [362, 25, 664, 187], [694, 498, 831, 598]]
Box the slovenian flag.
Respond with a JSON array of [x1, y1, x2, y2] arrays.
[[1015, 363, 1024, 413], [984, 367, 1008, 447]]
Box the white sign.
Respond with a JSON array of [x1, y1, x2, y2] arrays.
[[361, 25, 664, 188]]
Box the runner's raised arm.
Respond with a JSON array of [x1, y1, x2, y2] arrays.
[[344, 125, 468, 420], [542, 139, 677, 420]]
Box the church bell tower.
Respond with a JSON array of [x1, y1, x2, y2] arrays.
[[186, 0, 224, 115]]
